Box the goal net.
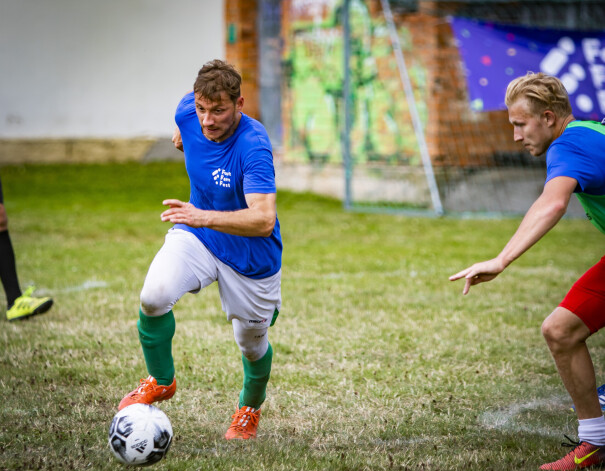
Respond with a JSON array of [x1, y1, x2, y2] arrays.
[[280, 0, 605, 217]]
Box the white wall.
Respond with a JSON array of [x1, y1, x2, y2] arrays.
[[0, 0, 224, 138]]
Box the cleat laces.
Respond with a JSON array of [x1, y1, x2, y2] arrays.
[[132, 376, 156, 398], [561, 434, 581, 449], [228, 407, 260, 436]]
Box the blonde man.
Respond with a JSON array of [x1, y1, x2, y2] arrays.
[[451, 72, 605, 470]]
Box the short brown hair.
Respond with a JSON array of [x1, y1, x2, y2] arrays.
[[193, 59, 241, 103], [505, 72, 572, 118]]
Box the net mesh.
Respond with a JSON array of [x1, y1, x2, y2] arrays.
[[280, 0, 605, 215]]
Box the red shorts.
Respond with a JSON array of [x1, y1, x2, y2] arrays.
[[560, 255, 605, 333]]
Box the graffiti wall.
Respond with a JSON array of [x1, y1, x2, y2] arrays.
[[282, 0, 428, 165]]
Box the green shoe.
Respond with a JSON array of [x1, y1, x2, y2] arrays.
[[6, 286, 53, 321]]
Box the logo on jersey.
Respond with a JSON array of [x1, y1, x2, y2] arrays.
[[212, 168, 231, 188]]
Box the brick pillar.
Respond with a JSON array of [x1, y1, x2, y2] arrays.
[[225, 0, 260, 120]]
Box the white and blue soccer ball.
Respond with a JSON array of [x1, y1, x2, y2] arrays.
[[108, 403, 173, 467]]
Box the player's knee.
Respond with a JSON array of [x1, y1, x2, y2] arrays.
[[542, 317, 556, 343], [542, 312, 578, 352], [542, 315, 562, 342], [140, 286, 173, 317], [239, 338, 268, 362], [233, 321, 268, 361]]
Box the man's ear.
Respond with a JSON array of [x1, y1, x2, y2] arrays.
[[543, 109, 557, 127]]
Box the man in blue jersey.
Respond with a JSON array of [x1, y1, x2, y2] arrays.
[[450, 72, 605, 470], [119, 60, 282, 441]]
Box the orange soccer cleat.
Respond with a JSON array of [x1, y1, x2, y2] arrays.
[[224, 405, 261, 440], [540, 436, 605, 470], [118, 375, 176, 410]]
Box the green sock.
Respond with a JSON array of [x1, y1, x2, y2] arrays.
[[238, 343, 273, 409], [137, 309, 175, 386]]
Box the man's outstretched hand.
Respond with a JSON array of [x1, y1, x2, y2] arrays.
[[449, 258, 506, 295]]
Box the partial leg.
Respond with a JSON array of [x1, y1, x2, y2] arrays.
[[542, 307, 601, 420], [232, 318, 272, 409], [0, 200, 23, 307], [0, 189, 53, 320], [219, 268, 281, 440], [119, 229, 215, 410], [539, 310, 605, 471], [540, 258, 605, 470], [224, 319, 271, 440]]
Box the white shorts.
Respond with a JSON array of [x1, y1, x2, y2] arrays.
[[140, 228, 281, 328]]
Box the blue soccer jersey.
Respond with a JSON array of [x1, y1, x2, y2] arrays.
[[174, 92, 282, 278], [546, 121, 605, 233]]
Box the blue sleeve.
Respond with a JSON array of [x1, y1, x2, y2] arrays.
[[175, 92, 196, 128], [546, 136, 603, 193], [243, 148, 276, 194]]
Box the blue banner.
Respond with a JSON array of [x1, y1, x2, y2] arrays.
[[451, 17, 605, 120]]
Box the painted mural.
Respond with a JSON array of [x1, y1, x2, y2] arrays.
[[284, 0, 428, 165]]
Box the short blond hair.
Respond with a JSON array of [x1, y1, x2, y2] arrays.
[[505, 72, 572, 118]]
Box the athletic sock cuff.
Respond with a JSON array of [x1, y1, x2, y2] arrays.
[[579, 415, 605, 446], [242, 342, 273, 371], [138, 310, 175, 346]]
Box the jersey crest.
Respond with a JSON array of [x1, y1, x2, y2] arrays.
[[212, 168, 232, 188]]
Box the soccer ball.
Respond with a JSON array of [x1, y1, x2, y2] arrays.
[[108, 403, 173, 467]]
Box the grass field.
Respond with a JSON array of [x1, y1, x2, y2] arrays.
[[1, 161, 604, 470]]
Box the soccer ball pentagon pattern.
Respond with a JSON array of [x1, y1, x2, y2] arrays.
[[108, 403, 173, 466]]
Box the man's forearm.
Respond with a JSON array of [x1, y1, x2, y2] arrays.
[[201, 208, 275, 237], [498, 193, 568, 267]]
